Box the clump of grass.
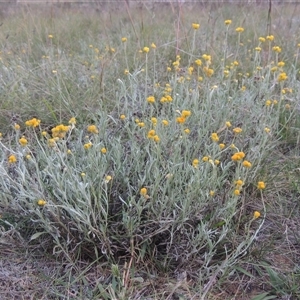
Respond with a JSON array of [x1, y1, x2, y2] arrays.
[[1, 3, 300, 298]]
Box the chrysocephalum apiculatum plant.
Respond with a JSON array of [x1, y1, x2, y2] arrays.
[[0, 12, 298, 292]]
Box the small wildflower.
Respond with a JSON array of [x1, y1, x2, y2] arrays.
[[81, 172, 86, 177], [273, 100, 278, 105], [19, 136, 28, 147], [219, 143, 225, 150], [225, 121, 232, 127], [272, 46, 281, 53], [67, 149, 72, 154], [253, 211, 261, 219], [224, 19, 232, 25], [277, 72, 288, 82], [255, 47, 262, 52], [42, 131, 48, 137], [101, 147, 107, 154], [202, 156, 209, 162], [231, 151, 245, 161], [211, 132, 219, 142], [14, 123, 20, 130], [48, 138, 56, 147], [138, 122, 145, 127], [37, 199, 47, 206], [265, 100, 272, 106], [257, 181, 266, 190], [162, 120, 169, 126], [258, 37, 266, 42], [192, 159, 199, 168], [151, 117, 157, 125], [184, 128, 190, 134], [25, 154, 31, 160], [235, 179, 244, 187], [147, 96, 155, 103], [192, 23, 200, 29], [277, 61, 285, 67], [195, 59, 202, 66], [242, 160, 252, 168], [266, 35, 274, 41], [203, 67, 214, 77], [120, 114, 126, 120], [25, 118, 41, 128], [87, 125, 98, 134], [121, 37, 127, 42], [285, 104, 291, 110], [235, 27, 244, 33], [151, 42, 156, 49], [234, 189, 241, 196], [264, 127, 271, 133], [105, 175, 112, 183], [153, 135, 160, 142], [68, 117, 76, 125], [143, 47, 150, 53], [176, 117, 186, 124], [48, 34, 53, 39], [140, 187, 148, 196], [233, 127, 242, 134], [214, 159, 220, 165], [8, 155, 17, 164], [209, 190, 215, 196], [147, 130, 156, 139], [181, 110, 191, 118], [124, 69, 129, 75], [84, 142, 93, 149]]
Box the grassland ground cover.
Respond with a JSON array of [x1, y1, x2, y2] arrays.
[[0, 2, 300, 299]]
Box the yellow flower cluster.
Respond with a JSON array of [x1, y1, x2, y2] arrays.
[[52, 124, 70, 138], [176, 110, 191, 124], [87, 125, 99, 134], [25, 118, 41, 128]]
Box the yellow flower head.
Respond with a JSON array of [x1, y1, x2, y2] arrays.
[[266, 35, 274, 41], [219, 143, 225, 150], [19, 136, 28, 147], [68, 117, 76, 125], [25, 118, 41, 128], [235, 179, 244, 187], [233, 127, 242, 134], [176, 117, 186, 124], [153, 135, 160, 143], [121, 37, 127, 42], [234, 189, 241, 196], [192, 159, 199, 168], [120, 114, 126, 120], [258, 37, 266, 42], [151, 42, 156, 49], [105, 175, 112, 183], [235, 27, 244, 33], [14, 123, 20, 130], [231, 151, 245, 161], [192, 23, 200, 30], [8, 155, 17, 164], [257, 181, 266, 190], [202, 156, 209, 162], [277, 72, 288, 82], [143, 47, 150, 53], [151, 117, 157, 125], [195, 59, 202, 66], [211, 132, 219, 142], [84, 142, 93, 149], [272, 46, 282, 53], [253, 211, 261, 219], [147, 129, 156, 139], [87, 125, 99, 134], [147, 96, 155, 103], [140, 187, 148, 196], [162, 120, 169, 126], [101, 147, 107, 154], [181, 110, 191, 118], [242, 160, 252, 168], [37, 199, 47, 206], [184, 128, 190, 134], [209, 190, 215, 196], [224, 20, 232, 25], [225, 121, 232, 127]]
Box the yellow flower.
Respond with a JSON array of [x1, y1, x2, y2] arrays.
[[233, 127, 242, 134], [67, 149, 72, 154], [211, 132, 219, 142], [84, 142, 93, 149], [235, 27, 244, 33], [203, 67, 214, 77], [192, 23, 200, 29], [19, 136, 28, 146], [14, 123, 20, 130], [195, 59, 202, 66], [68, 117, 76, 125], [242, 160, 252, 168], [272, 46, 282, 53], [162, 120, 169, 126], [51, 124, 70, 138], [214, 159, 220, 165], [138, 122, 145, 127], [181, 110, 191, 118], [225, 121, 232, 127], [143, 47, 150, 53], [48, 34, 53, 39], [231, 151, 245, 161], [202, 156, 209, 162], [234, 189, 241, 196], [105, 175, 112, 183], [184, 128, 190, 134], [8, 155, 17, 163], [101, 147, 107, 154], [25, 118, 41, 128], [124, 69, 129, 75], [176, 117, 186, 124], [271, 66, 278, 72], [235, 179, 244, 187], [151, 117, 157, 125], [257, 181, 266, 190], [224, 19, 232, 25], [258, 37, 266, 42], [265, 100, 272, 106], [202, 54, 211, 61], [209, 190, 215, 196], [266, 35, 274, 41], [121, 37, 127, 42], [81, 172, 86, 177], [253, 211, 261, 219], [192, 159, 199, 168], [147, 96, 155, 103], [87, 125, 98, 134], [264, 127, 271, 133], [277, 61, 285, 67], [26, 154, 31, 160], [120, 114, 126, 120], [151, 43, 156, 49], [255, 47, 262, 52], [42, 131, 48, 137], [147, 129, 156, 139], [37, 199, 47, 206], [278, 72, 288, 82], [140, 187, 148, 196], [219, 143, 225, 150], [48, 138, 56, 147], [153, 135, 160, 143]]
